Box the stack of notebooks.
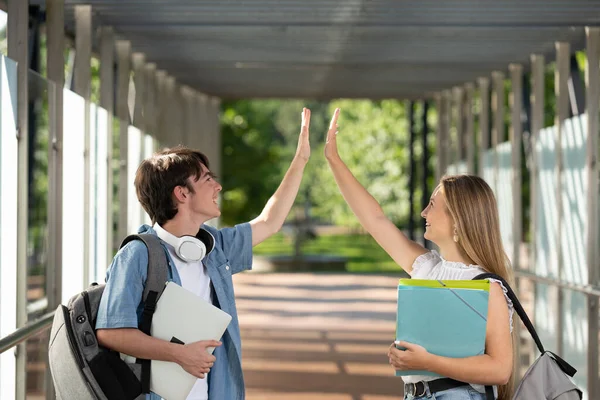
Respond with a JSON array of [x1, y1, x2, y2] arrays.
[[395, 279, 490, 377]]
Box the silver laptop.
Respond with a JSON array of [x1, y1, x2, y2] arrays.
[[150, 281, 232, 400]]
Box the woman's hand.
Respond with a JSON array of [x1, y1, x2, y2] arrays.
[[295, 107, 311, 163], [324, 108, 340, 161], [387, 341, 433, 372]]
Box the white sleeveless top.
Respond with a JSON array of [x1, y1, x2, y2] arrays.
[[402, 250, 514, 396]]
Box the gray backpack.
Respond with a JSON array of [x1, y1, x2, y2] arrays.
[[49, 234, 168, 400], [474, 273, 582, 400]]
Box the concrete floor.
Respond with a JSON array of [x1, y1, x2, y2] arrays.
[[234, 272, 406, 400]]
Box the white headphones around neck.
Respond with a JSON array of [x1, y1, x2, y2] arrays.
[[153, 223, 215, 263]]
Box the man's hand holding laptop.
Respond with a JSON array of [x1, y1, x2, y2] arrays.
[[175, 340, 222, 379]]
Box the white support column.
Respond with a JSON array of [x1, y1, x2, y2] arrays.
[[144, 63, 156, 139], [555, 41, 570, 357], [74, 6, 92, 97], [154, 70, 167, 147], [7, 0, 29, 397], [172, 84, 185, 146], [74, 5, 92, 289], [99, 27, 114, 256], [440, 90, 451, 177], [509, 64, 523, 271], [585, 27, 600, 400], [163, 76, 176, 147], [465, 83, 475, 174], [45, 1, 64, 397], [210, 97, 222, 179], [434, 93, 443, 182], [116, 41, 131, 239], [181, 86, 195, 147], [453, 87, 465, 165], [131, 53, 145, 131], [492, 72, 505, 191], [478, 77, 490, 177], [530, 55, 545, 275], [195, 93, 208, 151]]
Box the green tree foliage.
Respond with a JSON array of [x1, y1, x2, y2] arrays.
[[311, 100, 411, 227], [219, 99, 331, 226], [220, 98, 414, 228]]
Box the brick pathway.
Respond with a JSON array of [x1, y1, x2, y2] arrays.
[[234, 272, 406, 400]]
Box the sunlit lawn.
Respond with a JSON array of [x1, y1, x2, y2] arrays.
[[253, 233, 406, 273]]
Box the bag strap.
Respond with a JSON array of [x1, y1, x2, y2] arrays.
[[473, 273, 545, 353], [119, 233, 169, 305], [119, 233, 169, 394], [473, 273, 578, 379]]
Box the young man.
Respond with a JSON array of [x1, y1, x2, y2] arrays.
[[96, 108, 312, 400]]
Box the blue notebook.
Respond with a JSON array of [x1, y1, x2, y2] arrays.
[[395, 279, 490, 377]]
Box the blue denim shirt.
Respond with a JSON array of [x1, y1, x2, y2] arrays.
[[96, 222, 253, 400]]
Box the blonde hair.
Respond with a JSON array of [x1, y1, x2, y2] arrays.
[[440, 174, 515, 400]]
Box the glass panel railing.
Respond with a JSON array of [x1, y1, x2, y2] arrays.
[[560, 114, 587, 285], [496, 141, 514, 263], [61, 88, 86, 304], [126, 125, 152, 235], [0, 53, 19, 400], [89, 103, 110, 283], [563, 289, 588, 398], [0, 10, 6, 57], [535, 124, 559, 278]]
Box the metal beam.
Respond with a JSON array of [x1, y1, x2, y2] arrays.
[[585, 27, 600, 400], [7, 0, 29, 397]]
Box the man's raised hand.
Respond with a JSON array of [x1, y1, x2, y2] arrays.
[[295, 107, 311, 162]]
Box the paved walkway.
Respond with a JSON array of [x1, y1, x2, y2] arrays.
[[234, 272, 406, 400]]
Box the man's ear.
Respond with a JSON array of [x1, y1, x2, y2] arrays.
[[173, 186, 188, 203]]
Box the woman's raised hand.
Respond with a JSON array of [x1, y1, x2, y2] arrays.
[[324, 108, 341, 161]]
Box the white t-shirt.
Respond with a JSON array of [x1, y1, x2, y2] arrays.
[[155, 226, 212, 400], [403, 250, 514, 396]]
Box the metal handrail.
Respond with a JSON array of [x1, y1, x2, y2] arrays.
[[0, 311, 55, 354], [515, 269, 600, 297]]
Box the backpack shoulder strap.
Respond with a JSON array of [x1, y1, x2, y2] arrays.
[[473, 272, 545, 354], [473, 273, 578, 379], [119, 233, 169, 394], [119, 233, 169, 304]]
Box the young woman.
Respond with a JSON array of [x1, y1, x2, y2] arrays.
[[324, 108, 514, 400]]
